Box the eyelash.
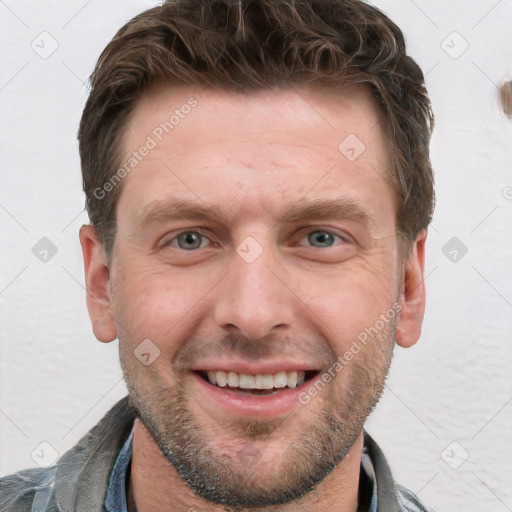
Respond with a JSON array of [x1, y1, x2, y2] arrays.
[[161, 228, 349, 250]]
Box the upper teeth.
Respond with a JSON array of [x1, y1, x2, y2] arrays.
[[206, 370, 306, 389]]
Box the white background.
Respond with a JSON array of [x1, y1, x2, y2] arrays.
[[1, 0, 511, 510]]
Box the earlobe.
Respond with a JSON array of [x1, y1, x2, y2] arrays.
[[396, 230, 427, 348], [79, 225, 117, 343]]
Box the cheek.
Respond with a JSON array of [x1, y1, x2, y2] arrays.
[[291, 255, 397, 350], [111, 261, 212, 344]]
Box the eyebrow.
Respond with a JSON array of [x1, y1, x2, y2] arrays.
[[279, 198, 373, 227], [135, 197, 374, 233]]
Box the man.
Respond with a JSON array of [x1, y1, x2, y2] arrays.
[[0, 0, 435, 510]]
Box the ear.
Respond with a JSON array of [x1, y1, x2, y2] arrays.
[[79, 225, 117, 343], [396, 230, 427, 348]]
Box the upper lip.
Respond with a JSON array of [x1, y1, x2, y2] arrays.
[[191, 359, 320, 375]]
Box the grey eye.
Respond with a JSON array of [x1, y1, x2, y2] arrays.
[[307, 231, 337, 247], [176, 232, 204, 250]]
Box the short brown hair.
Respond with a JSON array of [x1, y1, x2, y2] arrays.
[[79, 0, 434, 257]]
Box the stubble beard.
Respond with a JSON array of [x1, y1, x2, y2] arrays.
[[119, 320, 396, 510]]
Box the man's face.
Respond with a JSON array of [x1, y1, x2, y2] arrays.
[[93, 83, 408, 507]]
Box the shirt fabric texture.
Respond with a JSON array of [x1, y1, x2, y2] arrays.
[[0, 396, 434, 512]]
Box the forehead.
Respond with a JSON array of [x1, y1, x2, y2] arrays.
[[117, 82, 395, 229]]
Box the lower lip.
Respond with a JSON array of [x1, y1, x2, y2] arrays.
[[190, 372, 317, 418]]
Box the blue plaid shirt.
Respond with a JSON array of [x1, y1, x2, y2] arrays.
[[104, 429, 134, 512]]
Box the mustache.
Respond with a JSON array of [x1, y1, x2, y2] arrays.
[[173, 332, 336, 370]]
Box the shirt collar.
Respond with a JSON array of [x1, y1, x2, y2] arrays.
[[104, 427, 134, 512]]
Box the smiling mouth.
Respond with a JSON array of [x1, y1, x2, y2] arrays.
[[195, 370, 320, 395]]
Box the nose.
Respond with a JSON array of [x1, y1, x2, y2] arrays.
[[213, 244, 296, 339]]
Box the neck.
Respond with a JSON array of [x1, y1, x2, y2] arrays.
[[129, 418, 363, 512]]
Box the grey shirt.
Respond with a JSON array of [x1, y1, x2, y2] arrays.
[[0, 396, 434, 511]]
